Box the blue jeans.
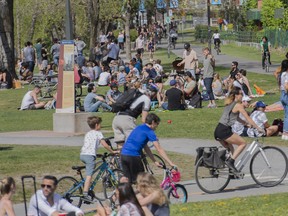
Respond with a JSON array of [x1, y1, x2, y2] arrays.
[[162, 102, 168, 110], [281, 90, 288, 133], [53, 56, 59, 66], [204, 77, 215, 101], [87, 101, 112, 112]]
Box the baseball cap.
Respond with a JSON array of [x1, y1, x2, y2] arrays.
[[170, 79, 177, 86], [119, 66, 125, 71], [242, 95, 251, 102], [255, 101, 266, 108]]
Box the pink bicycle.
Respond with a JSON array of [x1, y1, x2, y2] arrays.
[[160, 165, 188, 204]]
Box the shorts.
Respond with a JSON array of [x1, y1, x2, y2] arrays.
[[112, 114, 136, 143], [214, 123, 233, 141], [80, 154, 96, 176], [137, 48, 144, 54], [121, 154, 144, 184], [27, 104, 36, 110]]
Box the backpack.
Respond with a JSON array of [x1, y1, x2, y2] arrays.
[[111, 89, 142, 113], [189, 86, 202, 108]]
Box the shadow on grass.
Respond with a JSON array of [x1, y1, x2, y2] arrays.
[[0, 146, 13, 151]]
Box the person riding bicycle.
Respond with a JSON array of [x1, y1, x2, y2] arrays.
[[260, 36, 271, 69], [80, 116, 117, 202], [214, 87, 265, 173], [212, 30, 221, 51], [120, 113, 177, 184]]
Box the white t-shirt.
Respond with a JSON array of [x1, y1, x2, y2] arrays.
[[213, 33, 220, 39], [247, 110, 267, 137], [98, 72, 111, 86], [80, 130, 104, 156], [280, 72, 288, 91]]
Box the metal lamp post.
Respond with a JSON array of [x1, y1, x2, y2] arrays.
[[65, 0, 73, 40], [207, 0, 212, 51]]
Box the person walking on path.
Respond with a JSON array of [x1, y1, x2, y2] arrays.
[[112, 85, 158, 149], [202, 47, 216, 108], [177, 43, 199, 79]]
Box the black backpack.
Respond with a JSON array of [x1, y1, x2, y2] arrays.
[[111, 89, 143, 113]]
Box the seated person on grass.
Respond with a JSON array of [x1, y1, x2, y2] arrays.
[[19, 62, 33, 82], [84, 83, 112, 112], [247, 101, 279, 137], [0, 68, 7, 83], [20, 85, 46, 110], [182, 71, 196, 100], [161, 79, 186, 110], [106, 82, 122, 105]]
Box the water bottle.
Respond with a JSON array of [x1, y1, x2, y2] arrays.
[[142, 84, 147, 90]]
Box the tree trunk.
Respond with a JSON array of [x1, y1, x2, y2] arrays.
[[0, 0, 17, 82], [88, 0, 100, 60], [16, 0, 21, 59], [125, 0, 132, 60], [28, 0, 39, 42]]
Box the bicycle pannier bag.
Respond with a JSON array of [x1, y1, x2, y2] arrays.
[[202, 147, 226, 168]]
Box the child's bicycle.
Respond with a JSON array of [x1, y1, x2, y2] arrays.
[[160, 164, 188, 204], [56, 152, 124, 208], [194, 136, 288, 194]]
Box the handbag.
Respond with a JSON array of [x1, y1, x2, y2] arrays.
[[13, 79, 22, 89]]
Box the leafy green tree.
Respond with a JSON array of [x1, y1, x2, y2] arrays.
[[261, 0, 283, 28]]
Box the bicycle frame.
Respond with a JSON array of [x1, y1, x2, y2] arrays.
[[235, 139, 261, 172], [160, 169, 179, 198], [64, 160, 116, 197]]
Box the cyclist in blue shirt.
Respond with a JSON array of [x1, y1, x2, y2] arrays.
[[121, 113, 177, 183]]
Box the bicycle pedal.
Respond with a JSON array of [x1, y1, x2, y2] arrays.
[[230, 172, 244, 179]]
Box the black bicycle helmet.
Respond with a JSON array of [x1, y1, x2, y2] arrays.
[[184, 43, 190, 50]]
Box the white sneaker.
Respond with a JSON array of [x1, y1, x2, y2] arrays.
[[282, 135, 288, 140], [187, 105, 194, 109]]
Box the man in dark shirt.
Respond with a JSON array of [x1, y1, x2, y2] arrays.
[[162, 79, 186, 110]]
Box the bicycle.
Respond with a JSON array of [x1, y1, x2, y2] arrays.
[[214, 43, 221, 55], [104, 137, 166, 182], [160, 164, 188, 204], [195, 137, 288, 194], [263, 51, 270, 73], [56, 152, 124, 208]]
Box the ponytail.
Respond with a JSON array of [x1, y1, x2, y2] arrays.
[[0, 177, 15, 196], [224, 86, 241, 106]]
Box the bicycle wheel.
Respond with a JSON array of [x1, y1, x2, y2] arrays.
[[167, 184, 188, 204], [57, 176, 82, 207], [103, 169, 125, 200], [144, 153, 166, 182], [195, 157, 230, 194], [265, 63, 269, 73], [250, 146, 288, 187]]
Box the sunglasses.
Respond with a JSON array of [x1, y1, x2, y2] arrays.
[[41, 184, 53, 189]]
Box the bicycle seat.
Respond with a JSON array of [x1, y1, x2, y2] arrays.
[[72, 166, 86, 171]]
